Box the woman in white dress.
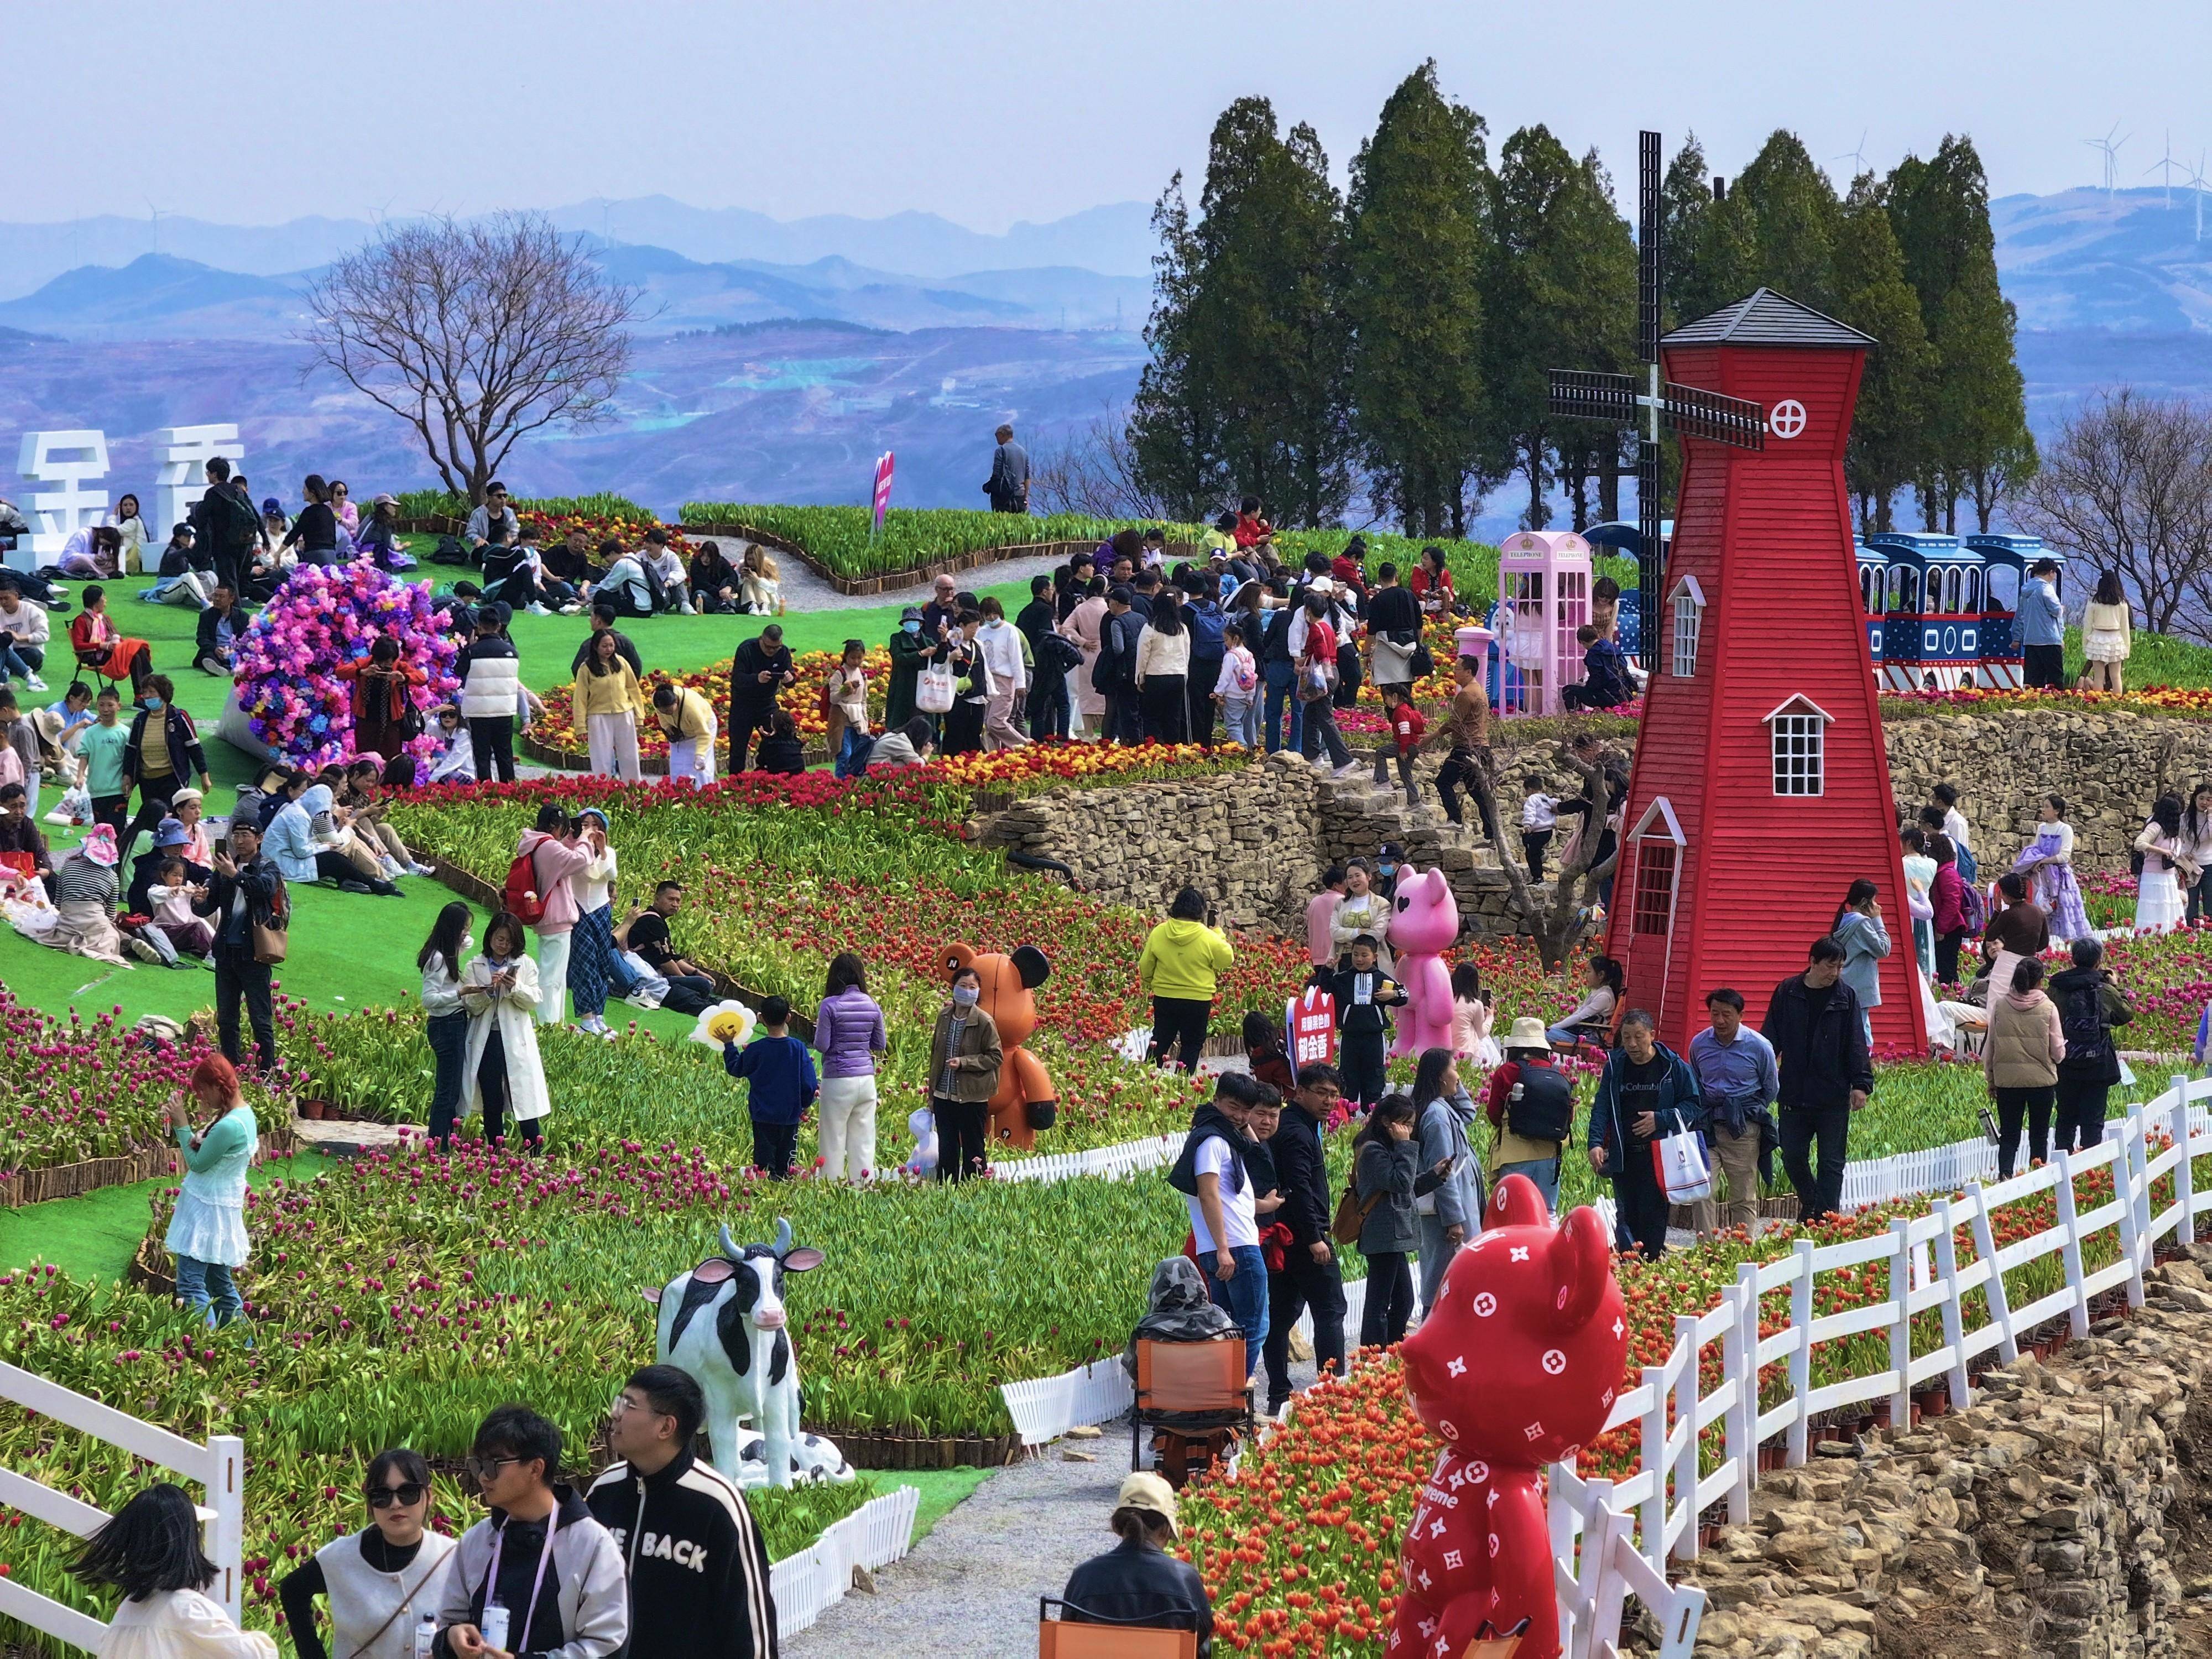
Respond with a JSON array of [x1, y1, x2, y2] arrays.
[[2134, 795, 2192, 933], [2079, 568, 2133, 694], [460, 911, 550, 1150], [2015, 794, 2092, 943], [163, 1054, 258, 1327], [72, 1483, 278, 1658]]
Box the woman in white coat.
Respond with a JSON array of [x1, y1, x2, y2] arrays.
[[72, 1483, 278, 1657], [460, 911, 550, 1149]]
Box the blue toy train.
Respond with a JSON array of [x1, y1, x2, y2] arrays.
[[1856, 531, 2059, 691]]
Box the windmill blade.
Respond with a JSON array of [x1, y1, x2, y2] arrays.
[[1548, 368, 1640, 426], [1660, 383, 1767, 450]]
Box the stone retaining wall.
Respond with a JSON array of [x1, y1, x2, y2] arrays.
[[1688, 1250, 2212, 1658]]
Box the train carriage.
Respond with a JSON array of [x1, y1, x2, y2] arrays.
[[1964, 533, 2061, 690], [1865, 532, 1983, 692], [1854, 540, 1888, 670]]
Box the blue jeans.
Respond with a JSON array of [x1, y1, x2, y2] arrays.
[[1546, 1023, 1594, 1047], [833, 724, 867, 779], [1221, 697, 1259, 750], [426, 1011, 469, 1144], [174, 1255, 242, 1327], [1261, 660, 1300, 754], [1204, 1243, 1269, 1377], [1495, 1156, 1560, 1214]]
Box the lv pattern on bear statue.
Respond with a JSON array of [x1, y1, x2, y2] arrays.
[[1390, 1174, 1627, 1659]]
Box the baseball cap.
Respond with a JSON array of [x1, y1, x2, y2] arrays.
[[1114, 1471, 1179, 1538]]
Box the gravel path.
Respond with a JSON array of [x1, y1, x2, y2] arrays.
[[690, 538, 1074, 616], [788, 1443, 1128, 1658]]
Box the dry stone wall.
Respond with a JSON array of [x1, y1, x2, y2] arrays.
[[1687, 1251, 2212, 1658], [975, 709, 2204, 940]]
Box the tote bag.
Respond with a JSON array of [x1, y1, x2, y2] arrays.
[[915, 662, 957, 714], [1650, 1127, 1713, 1205]]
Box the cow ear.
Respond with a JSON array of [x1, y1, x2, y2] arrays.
[[1550, 1206, 1615, 1327], [1012, 945, 1050, 989], [640, 1286, 662, 1306], [692, 1258, 737, 1283], [781, 1246, 825, 1273]]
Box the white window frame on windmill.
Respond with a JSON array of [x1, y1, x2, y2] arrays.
[[1668, 575, 1705, 679], [1627, 796, 1687, 1019], [1765, 696, 1832, 798]]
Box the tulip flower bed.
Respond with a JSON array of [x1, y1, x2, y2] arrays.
[[1881, 682, 2212, 721], [232, 562, 461, 768], [677, 504, 1193, 578], [1179, 1150, 2169, 1656], [0, 995, 290, 1179], [0, 1253, 875, 1639], [387, 775, 1312, 1046]]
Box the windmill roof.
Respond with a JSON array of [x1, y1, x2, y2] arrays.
[[1663, 288, 1876, 348]]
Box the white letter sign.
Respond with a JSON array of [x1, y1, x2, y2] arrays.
[[15, 431, 110, 557], [154, 424, 246, 535]]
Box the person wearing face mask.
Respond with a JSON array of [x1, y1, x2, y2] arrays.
[[119, 675, 213, 868], [927, 965, 1003, 1182], [884, 605, 941, 731], [280, 1448, 457, 1659], [419, 904, 477, 1146]]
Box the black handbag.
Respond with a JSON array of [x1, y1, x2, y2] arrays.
[[1408, 640, 1436, 680]]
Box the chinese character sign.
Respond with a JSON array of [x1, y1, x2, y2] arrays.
[[154, 425, 244, 536], [1287, 987, 1337, 1078], [15, 431, 109, 558], [871, 451, 894, 536]]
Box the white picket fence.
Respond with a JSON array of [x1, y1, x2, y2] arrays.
[[1544, 1078, 2207, 1598], [0, 1360, 244, 1652], [995, 1132, 1183, 1185], [768, 1483, 921, 1644]]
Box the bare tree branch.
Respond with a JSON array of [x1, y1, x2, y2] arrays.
[[1467, 739, 1621, 974], [301, 213, 645, 504], [1029, 411, 1185, 520]]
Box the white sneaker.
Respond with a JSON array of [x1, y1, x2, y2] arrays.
[[678, 601, 696, 616], [559, 603, 584, 616], [410, 860, 436, 876], [24, 674, 45, 691], [526, 602, 551, 617], [1332, 762, 1366, 778]]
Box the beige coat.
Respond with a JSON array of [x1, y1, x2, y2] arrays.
[[1984, 989, 2065, 1089]]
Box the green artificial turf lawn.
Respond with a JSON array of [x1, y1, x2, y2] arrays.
[[896, 1465, 997, 1545], [96, 554, 1040, 794], [0, 1151, 339, 1281]]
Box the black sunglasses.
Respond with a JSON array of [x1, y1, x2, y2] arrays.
[[367, 1482, 427, 1509]]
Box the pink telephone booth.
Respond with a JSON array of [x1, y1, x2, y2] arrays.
[[1496, 530, 1593, 716]]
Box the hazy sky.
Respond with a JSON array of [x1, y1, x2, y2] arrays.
[[13, 0, 2210, 228]]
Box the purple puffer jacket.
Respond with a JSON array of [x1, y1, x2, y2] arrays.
[[813, 987, 887, 1078]]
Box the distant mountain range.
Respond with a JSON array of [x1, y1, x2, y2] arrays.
[[2, 186, 2210, 525], [0, 199, 1158, 302]]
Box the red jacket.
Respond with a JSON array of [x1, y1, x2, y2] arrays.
[[1930, 863, 1968, 935]]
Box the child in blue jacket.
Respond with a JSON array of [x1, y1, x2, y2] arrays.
[[727, 995, 818, 1180]]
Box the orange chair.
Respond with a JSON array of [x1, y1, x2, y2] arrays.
[[1038, 1597, 1199, 1658], [1130, 1336, 1253, 1486]]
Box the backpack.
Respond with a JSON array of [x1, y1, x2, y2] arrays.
[[1188, 604, 1226, 659], [2058, 980, 2112, 1070], [1959, 879, 1988, 937], [1506, 1063, 1575, 1144], [639, 556, 670, 614], [1331, 1170, 1380, 1245], [502, 843, 547, 926], [429, 535, 471, 566], [1036, 630, 1083, 677]]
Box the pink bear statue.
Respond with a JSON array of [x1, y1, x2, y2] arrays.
[[1391, 1175, 1628, 1659], [1387, 865, 1460, 1060]]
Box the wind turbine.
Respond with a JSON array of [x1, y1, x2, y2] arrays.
[[2145, 129, 2182, 207], [1832, 129, 1869, 179], [145, 200, 165, 258], [2083, 123, 2129, 196], [2182, 152, 2209, 242]]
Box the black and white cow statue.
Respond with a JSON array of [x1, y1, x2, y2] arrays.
[[643, 1218, 856, 1490]]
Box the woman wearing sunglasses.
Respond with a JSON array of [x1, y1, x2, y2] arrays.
[[280, 1449, 456, 1659]]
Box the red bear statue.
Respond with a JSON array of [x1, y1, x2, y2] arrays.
[[1391, 1175, 1627, 1659]]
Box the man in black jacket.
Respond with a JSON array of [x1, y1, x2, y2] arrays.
[[1060, 1472, 1213, 1652], [186, 457, 260, 601], [729, 625, 796, 772], [192, 820, 282, 1073], [194, 583, 241, 676], [1761, 936, 1875, 1222], [1015, 573, 1069, 741], [1263, 1062, 1347, 1416], [587, 1365, 778, 1659]]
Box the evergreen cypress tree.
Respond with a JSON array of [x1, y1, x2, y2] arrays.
[[1833, 174, 1934, 533], [1343, 60, 1492, 537]]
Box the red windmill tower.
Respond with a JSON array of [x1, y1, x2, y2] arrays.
[[1557, 285, 1926, 1051]]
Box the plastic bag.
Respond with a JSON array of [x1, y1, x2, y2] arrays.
[[915, 663, 956, 714], [44, 783, 90, 827], [1651, 1127, 1713, 1205]]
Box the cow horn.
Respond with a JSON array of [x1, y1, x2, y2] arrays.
[[719, 1223, 744, 1261], [772, 1216, 794, 1257]]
